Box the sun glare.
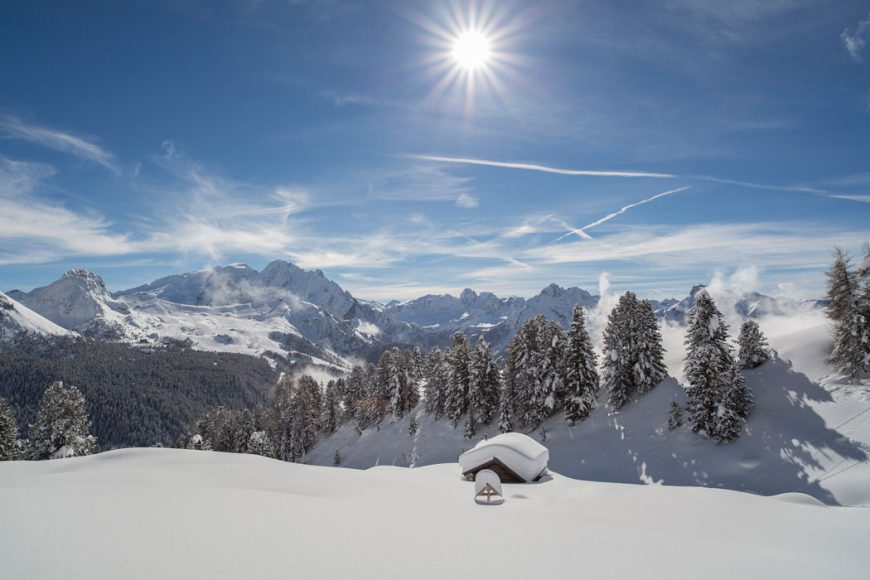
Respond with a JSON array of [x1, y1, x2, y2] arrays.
[[452, 30, 491, 71]]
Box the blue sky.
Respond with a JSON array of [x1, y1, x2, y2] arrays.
[[1, 0, 868, 301]]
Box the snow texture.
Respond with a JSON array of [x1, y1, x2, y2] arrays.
[[0, 448, 867, 580], [459, 432, 549, 482]]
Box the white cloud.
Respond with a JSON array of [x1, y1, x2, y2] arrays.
[[0, 114, 120, 175], [409, 154, 675, 178], [552, 186, 690, 242], [829, 194, 870, 203], [319, 90, 376, 107], [0, 156, 134, 265], [455, 193, 479, 208], [842, 13, 870, 61]]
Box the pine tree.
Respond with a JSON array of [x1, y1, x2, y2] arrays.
[[506, 319, 538, 427], [857, 244, 870, 372], [423, 347, 448, 418], [0, 397, 20, 461], [28, 381, 96, 459], [633, 299, 668, 393], [265, 375, 295, 461], [231, 408, 256, 453], [342, 365, 366, 426], [826, 248, 865, 377], [445, 332, 471, 428], [667, 401, 683, 431], [737, 320, 770, 369], [563, 305, 599, 424], [468, 336, 501, 428], [532, 318, 566, 428], [497, 380, 513, 433], [322, 379, 342, 433], [683, 292, 752, 443], [247, 430, 274, 458], [602, 292, 638, 409]]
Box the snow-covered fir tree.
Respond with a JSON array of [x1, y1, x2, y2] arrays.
[[445, 332, 471, 428], [0, 397, 19, 460], [633, 299, 668, 393], [667, 401, 683, 431], [602, 293, 666, 409], [387, 347, 419, 418], [601, 292, 638, 409], [505, 315, 567, 429], [532, 317, 566, 428], [231, 408, 256, 453], [683, 292, 753, 443], [563, 305, 599, 425], [342, 365, 366, 427], [292, 375, 323, 461], [247, 430, 274, 457], [858, 244, 870, 372], [265, 375, 295, 461], [737, 320, 770, 369], [468, 336, 501, 433], [423, 347, 448, 418], [322, 379, 342, 433], [28, 381, 96, 460], [497, 380, 514, 434], [826, 248, 865, 377]]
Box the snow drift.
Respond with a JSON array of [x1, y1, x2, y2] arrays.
[[1, 448, 868, 580]]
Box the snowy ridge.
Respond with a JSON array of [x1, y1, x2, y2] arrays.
[[5, 262, 826, 370], [0, 291, 72, 342]]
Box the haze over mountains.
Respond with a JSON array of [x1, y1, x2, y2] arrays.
[[2, 260, 825, 371]]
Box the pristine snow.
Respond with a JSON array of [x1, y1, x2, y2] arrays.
[[310, 321, 870, 507], [1, 449, 868, 580], [0, 291, 72, 342], [459, 433, 549, 481]]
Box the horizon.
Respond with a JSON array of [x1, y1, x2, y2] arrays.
[[3, 258, 828, 305], [2, 1, 869, 301]]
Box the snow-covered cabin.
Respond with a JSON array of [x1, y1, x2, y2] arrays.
[[459, 433, 549, 483]]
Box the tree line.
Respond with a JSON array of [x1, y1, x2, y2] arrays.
[[182, 290, 769, 461]]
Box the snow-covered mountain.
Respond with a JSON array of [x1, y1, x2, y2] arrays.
[[659, 283, 824, 323], [0, 291, 72, 343], [4, 262, 825, 369]]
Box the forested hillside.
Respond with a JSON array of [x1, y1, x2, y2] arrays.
[[0, 336, 278, 447]]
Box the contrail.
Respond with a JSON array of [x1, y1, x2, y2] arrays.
[[409, 154, 674, 179], [551, 186, 691, 243]]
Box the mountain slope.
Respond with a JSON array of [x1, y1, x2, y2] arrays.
[[0, 292, 72, 343]]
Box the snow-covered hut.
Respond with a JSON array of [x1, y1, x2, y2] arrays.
[[459, 433, 549, 483]]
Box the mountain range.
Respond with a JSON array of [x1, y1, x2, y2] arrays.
[[1, 260, 825, 370]]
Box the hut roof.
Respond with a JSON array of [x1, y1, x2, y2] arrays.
[[459, 433, 549, 483]]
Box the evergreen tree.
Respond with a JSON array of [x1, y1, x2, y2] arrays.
[[468, 336, 501, 427], [601, 292, 638, 409], [531, 318, 566, 428], [497, 380, 513, 434], [445, 332, 471, 428], [0, 397, 19, 460], [633, 299, 668, 393], [826, 248, 865, 376], [563, 305, 599, 424], [737, 320, 770, 369], [247, 430, 274, 458], [857, 244, 870, 372], [322, 379, 342, 433], [683, 292, 752, 443], [231, 408, 256, 453], [342, 365, 366, 426], [387, 347, 418, 418], [265, 375, 295, 461], [667, 401, 683, 431], [423, 347, 448, 418], [28, 381, 96, 459]]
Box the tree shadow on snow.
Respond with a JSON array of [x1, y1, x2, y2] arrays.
[[546, 356, 866, 505]]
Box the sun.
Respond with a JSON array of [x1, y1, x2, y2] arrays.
[[452, 30, 491, 71]]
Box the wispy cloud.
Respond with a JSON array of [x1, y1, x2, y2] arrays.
[[552, 186, 691, 242], [455, 193, 479, 208], [408, 154, 675, 178], [0, 156, 133, 265], [318, 90, 376, 107], [0, 114, 120, 175], [828, 194, 870, 203], [842, 13, 870, 61]]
